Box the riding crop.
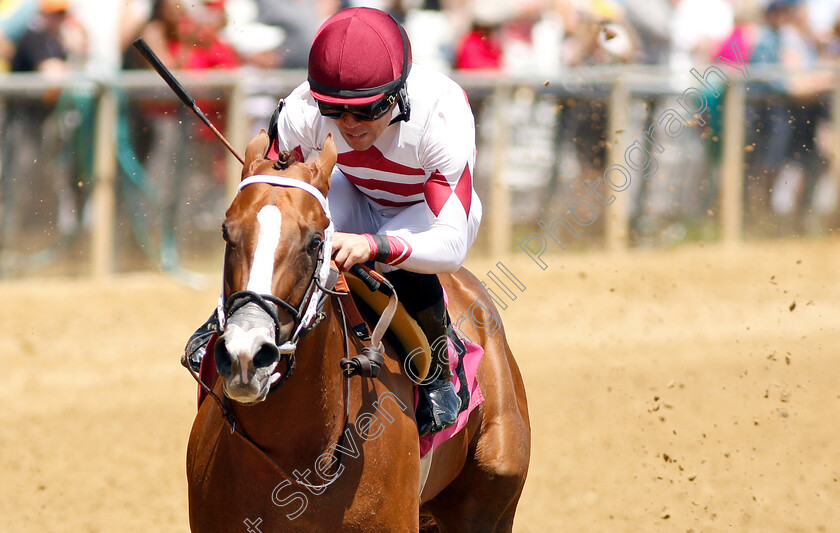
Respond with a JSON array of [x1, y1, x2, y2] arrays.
[[132, 37, 245, 165]]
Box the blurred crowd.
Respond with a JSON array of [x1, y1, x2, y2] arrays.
[[2, 0, 840, 75], [1, 0, 839, 273]]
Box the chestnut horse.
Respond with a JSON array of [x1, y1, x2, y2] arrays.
[[186, 130, 530, 532]]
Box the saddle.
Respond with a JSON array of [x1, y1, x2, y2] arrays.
[[338, 267, 470, 411], [337, 265, 431, 381], [337, 265, 478, 453]]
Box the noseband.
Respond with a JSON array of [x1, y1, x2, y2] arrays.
[[217, 175, 342, 388]]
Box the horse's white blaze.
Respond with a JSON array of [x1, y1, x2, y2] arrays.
[[238, 352, 251, 384], [247, 205, 282, 294]]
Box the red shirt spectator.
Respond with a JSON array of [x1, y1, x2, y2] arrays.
[[455, 27, 504, 70]]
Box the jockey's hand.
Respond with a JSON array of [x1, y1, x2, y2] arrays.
[[332, 232, 372, 271]]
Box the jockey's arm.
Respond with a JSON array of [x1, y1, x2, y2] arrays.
[[336, 94, 480, 274], [332, 175, 481, 273], [362, 178, 479, 274], [368, 94, 480, 274]]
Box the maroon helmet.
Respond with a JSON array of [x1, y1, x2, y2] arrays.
[[308, 7, 412, 118]]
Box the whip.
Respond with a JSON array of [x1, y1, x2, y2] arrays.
[[132, 38, 245, 165]]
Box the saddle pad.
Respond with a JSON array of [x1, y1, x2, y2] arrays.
[[344, 272, 431, 382]]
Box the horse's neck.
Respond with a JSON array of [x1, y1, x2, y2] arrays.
[[229, 298, 347, 450]]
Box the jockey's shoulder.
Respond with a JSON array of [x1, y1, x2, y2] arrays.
[[406, 63, 469, 106], [405, 65, 475, 133]]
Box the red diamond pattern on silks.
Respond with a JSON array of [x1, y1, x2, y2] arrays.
[[424, 170, 449, 216], [453, 165, 472, 216], [424, 165, 472, 218]]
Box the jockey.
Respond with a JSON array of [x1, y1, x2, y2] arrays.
[[185, 7, 482, 437]]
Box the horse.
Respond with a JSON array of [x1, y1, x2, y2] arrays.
[[186, 129, 531, 532]]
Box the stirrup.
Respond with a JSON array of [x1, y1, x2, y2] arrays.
[[182, 313, 219, 372], [182, 331, 214, 372], [416, 377, 461, 437]]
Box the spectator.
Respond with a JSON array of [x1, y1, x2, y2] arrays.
[[121, 0, 242, 272], [700, 3, 763, 216], [746, 0, 832, 235], [11, 0, 85, 75], [564, 1, 638, 66], [623, 0, 673, 65], [254, 0, 338, 68], [669, 0, 734, 72], [499, 0, 565, 77], [453, 1, 510, 70], [179, 0, 240, 70], [130, 0, 239, 70], [122, 0, 241, 150], [219, 0, 284, 68], [1, 0, 89, 266], [820, 6, 840, 56], [0, 0, 38, 71], [806, 0, 840, 40], [402, 0, 459, 73], [544, 2, 638, 222]]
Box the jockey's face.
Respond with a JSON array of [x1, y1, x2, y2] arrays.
[[330, 104, 394, 151]]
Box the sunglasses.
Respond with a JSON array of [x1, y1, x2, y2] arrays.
[[317, 94, 396, 121]]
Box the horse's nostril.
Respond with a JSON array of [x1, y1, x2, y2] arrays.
[[214, 338, 233, 378], [253, 343, 280, 370]]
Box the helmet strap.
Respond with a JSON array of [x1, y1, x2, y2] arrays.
[[267, 99, 285, 153], [388, 85, 411, 125]]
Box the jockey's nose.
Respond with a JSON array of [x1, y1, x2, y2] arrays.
[[339, 112, 362, 127]]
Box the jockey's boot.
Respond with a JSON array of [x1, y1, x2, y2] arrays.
[[413, 299, 462, 437], [183, 311, 219, 372], [383, 270, 462, 437]]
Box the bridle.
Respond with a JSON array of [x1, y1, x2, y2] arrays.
[[187, 172, 357, 493], [214, 174, 344, 388], [189, 172, 395, 494]]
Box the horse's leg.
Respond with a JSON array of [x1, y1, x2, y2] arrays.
[[427, 420, 529, 531], [425, 345, 531, 532], [421, 271, 530, 532]]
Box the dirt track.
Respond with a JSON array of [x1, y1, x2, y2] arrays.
[[2, 238, 839, 532]]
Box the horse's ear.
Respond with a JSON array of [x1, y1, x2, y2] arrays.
[[311, 133, 337, 195], [242, 129, 271, 179]]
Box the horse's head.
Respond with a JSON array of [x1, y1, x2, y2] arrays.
[[214, 129, 337, 404]]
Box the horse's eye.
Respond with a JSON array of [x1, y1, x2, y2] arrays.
[[222, 223, 236, 248], [307, 234, 323, 253]]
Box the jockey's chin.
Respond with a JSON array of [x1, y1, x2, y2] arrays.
[[331, 107, 393, 151]]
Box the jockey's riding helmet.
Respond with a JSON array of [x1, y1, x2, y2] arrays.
[[308, 7, 412, 123]]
